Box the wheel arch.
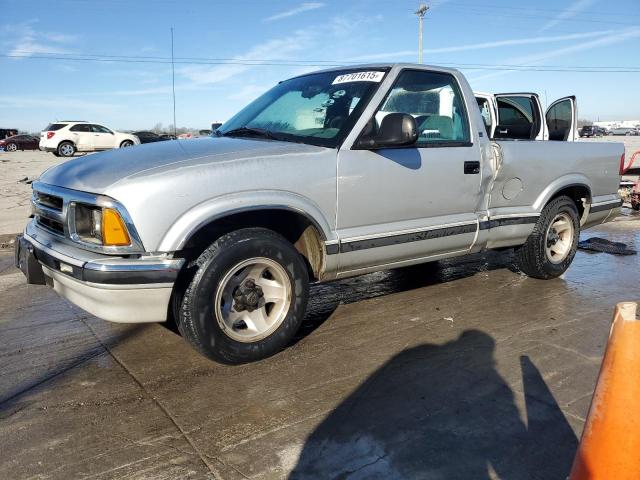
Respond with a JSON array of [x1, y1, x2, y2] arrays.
[[548, 184, 591, 223], [534, 176, 592, 224], [180, 207, 327, 281], [159, 193, 335, 281]]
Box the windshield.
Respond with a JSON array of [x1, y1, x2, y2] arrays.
[[217, 68, 388, 148]]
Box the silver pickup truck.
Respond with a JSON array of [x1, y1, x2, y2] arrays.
[[16, 63, 624, 363]]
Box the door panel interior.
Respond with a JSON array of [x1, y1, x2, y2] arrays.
[[546, 96, 577, 141]]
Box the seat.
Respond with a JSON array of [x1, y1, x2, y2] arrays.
[[419, 115, 454, 140]]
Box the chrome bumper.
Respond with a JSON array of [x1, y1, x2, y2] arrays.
[[17, 222, 184, 323]]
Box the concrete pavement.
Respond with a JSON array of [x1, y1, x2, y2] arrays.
[[1, 211, 638, 479]]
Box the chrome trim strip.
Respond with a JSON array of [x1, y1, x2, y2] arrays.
[[335, 215, 540, 254], [341, 220, 478, 244], [590, 199, 622, 213], [25, 231, 86, 267], [24, 231, 182, 285], [479, 216, 539, 230], [84, 258, 184, 272], [340, 222, 478, 253], [489, 213, 540, 220]]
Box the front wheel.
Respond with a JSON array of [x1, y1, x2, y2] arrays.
[[514, 196, 580, 279], [120, 140, 134, 148], [177, 228, 309, 364], [6, 143, 17, 152]]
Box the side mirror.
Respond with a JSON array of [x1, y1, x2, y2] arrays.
[[357, 113, 418, 149]]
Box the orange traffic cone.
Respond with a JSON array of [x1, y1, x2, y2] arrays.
[[570, 302, 640, 480]]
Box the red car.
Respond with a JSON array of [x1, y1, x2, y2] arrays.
[[0, 135, 40, 152]]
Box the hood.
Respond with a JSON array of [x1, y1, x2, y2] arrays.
[[39, 137, 320, 193]]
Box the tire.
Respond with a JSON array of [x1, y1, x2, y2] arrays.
[[120, 140, 134, 148], [6, 143, 17, 152], [514, 196, 580, 279], [57, 141, 75, 157], [178, 228, 309, 364], [632, 202, 640, 211]]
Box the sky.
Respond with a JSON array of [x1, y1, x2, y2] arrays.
[[1, 0, 639, 132]]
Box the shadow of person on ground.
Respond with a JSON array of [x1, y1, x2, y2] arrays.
[[290, 330, 578, 479]]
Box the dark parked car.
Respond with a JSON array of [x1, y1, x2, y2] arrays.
[[579, 125, 596, 138], [0, 128, 19, 140], [0, 134, 40, 152], [132, 131, 174, 144]]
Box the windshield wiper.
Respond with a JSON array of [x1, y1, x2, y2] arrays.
[[221, 127, 282, 140]]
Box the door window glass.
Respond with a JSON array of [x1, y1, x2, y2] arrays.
[[70, 124, 91, 132], [495, 96, 538, 140], [377, 70, 470, 145], [546, 99, 572, 141], [91, 125, 113, 134]]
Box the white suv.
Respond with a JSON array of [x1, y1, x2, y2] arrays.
[[39, 121, 140, 157]]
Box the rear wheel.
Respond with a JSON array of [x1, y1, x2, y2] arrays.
[[57, 142, 75, 157], [177, 228, 309, 364], [120, 140, 134, 148], [6, 143, 17, 152], [515, 196, 580, 279]]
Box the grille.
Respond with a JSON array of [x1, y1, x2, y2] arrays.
[[37, 216, 65, 235], [35, 192, 63, 211]]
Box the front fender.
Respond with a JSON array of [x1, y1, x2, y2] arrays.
[[157, 190, 335, 252], [532, 174, 592, 211]]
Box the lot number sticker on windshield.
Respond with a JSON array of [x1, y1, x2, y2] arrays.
[[332, 71, 385, 85]]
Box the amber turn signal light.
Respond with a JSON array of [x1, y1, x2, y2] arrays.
[[101, 208, 131, 246]]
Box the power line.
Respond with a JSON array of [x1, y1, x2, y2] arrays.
[[4, 51, 640, 71], [2, 53, 640, 73]]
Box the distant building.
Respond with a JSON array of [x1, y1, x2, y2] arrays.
[[593, 120, 640, 129]]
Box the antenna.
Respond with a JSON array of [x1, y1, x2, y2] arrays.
[[171, 27, 177, 137]]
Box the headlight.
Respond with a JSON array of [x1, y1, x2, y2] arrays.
[[73, 204, 131, 247]]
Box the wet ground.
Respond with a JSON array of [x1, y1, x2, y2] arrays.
[[1, 210, 639, 479]]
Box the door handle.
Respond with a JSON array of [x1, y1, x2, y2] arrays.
[[499, 128, 509, 134], [464, 161, 480, 174]]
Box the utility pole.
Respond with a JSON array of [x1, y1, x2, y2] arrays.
[[171, 27, 177, 137], [415, 4, 429, 64]]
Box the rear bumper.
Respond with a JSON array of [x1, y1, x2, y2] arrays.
[[15, 229, 184, 323]]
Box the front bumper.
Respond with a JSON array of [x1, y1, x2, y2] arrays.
[[15, 226, 184, 323]]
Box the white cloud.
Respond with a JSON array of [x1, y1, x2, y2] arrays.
[[3, 21, 77, 57], [264, 2, 324, 22], [540, 0, 596, 32], [350, 30, 616, 62], [469, 28, 640, 82], [177, 31, 310, 85]]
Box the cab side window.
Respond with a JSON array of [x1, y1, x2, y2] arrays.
[[377, 70, 470, 146], [91, 125, 113, 134], [70, 124, 91, 132]]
